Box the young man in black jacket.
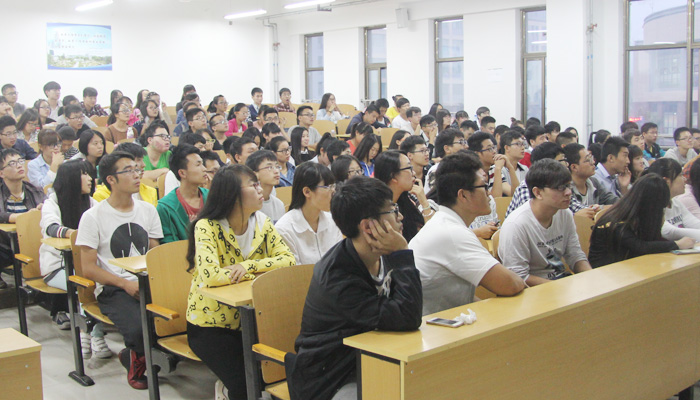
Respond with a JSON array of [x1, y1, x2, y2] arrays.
[[287, 176, 423, 400]]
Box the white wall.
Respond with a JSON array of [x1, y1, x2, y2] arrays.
[[1, 1, 271, 108]]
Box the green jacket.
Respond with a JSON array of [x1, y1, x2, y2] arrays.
[[157, 187, 209, 243]]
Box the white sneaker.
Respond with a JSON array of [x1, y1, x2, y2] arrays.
[[80, 332, 91, 359], [214, 379, 229, 400], [90, 336, 113, 359]]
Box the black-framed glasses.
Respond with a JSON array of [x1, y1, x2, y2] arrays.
[[507, 141, 527, 148], [464, 184, 488, 191], [347, 168, 363, 176], [113, 168, 144, 177], [0, 130, 18, 137], [545, 183, 572, 192], [376, 203, 400, 218], [451, 139, 467, 146], [410, 148, 430, 154], [398, 165, 413, 172], [314, 183, 336, 191], [153, 134, 171, 141], [479, 146, 497, 153], [2, 158, 25, 169], [257, 164, 282, 172], [276, 148, 291, 154]]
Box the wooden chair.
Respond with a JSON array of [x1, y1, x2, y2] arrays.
[[302, 103, 320, 113], [379, 127, 399, 149], [574, 214, 595, 256], [117, 138, 135, 144], [491, 229, 501, 263], [495, 196, 512, 223], [170, 136, 179, 146], [279, 112, 296, 129], [104, 141, 114, 154], [251, 264, 315, 400], [215, 150, 227, 164], [594, 208, 608, 223], [90, 116, 108, 127], [141, 177, 157, 189], [275, 187, 293, 211], [157, 173, 166, 200], [14, 210, 66, 332], [336, 104, 356, 116], [29, 142, 39, 153], [336, 119, 351, 136], [311, 120, 336, 136], [346, 109, 360, 118], [93, 126, 108, 135], [68, 230, 114, 327], [165, 106, 177, 124]]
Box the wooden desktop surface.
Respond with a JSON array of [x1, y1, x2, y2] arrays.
[[0, 223, 17, 233], [344, 253, 700, 400], [40, 237, 71, 251], [0, 328, 41, 358], [0, 328, 43, 400], [109, 255, 147, 274], [197, 280, 254, 307]]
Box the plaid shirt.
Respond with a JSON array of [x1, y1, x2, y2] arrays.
[[81, 102, 108, 117], [505, 180, 584, 219], [274, 102, 296, 113]]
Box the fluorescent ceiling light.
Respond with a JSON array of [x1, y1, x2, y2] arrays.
[[284, 0, 336, 10], [75, 0, 113, 12], [224, 9, 268, 19]]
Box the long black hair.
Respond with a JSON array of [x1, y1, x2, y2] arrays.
[[78, 129, 106, 179], [331, 154, 361, 183], [595, 173, 669, 242], [289, 162, 335, 211], [186, 164, 258, 272], [388, 130, 409, 150], [690, 159, 700, 208], [353, 133, 381, 164], [644, 157, 682, 184], [54, 160, 94, 229], [289, 126, 308, 165]]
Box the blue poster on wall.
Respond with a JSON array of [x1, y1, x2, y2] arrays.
[[46, 23, 112, 70]]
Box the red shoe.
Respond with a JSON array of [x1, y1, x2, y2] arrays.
[[118, 348, 148, 390]]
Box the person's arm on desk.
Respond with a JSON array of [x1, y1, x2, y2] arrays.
[[572, 260, 592, 274], [81, 246, 139, 298], [479, 264, 525, 296]]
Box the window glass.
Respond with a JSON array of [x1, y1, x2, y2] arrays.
[[525, 10, 547, 53], [437, 61, 464, 112], [306, 35, 324, 68], [367, 28, 387, 64], [437, 19, 463, 59], [629, 0, 686, 46], [525, 59, 544, 121], [306, 71, 324, 103]]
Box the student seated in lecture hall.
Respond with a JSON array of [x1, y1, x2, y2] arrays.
[[248, 87, 263, 122], [289, 105, 321, 145], [27, 128, 63, 189], [246, 149, 286, 223], [92, 142, 158, 207], [562, 143, 618, 208], [273, 87, 295, 113], [467, 131, 514, 197], [185, 164, 295, 400], [141, 120, 172, 181], [499, 158, 592, 286], [0, 115, 38, 160], [266, 136, 295, 188], [156, 144, 209, 244], [345, 103, 379, 135], [371, 98, 391, 129], [409, 151, 524, 315], [593, 137, 631, 199], [77, 151, 163, 390], [424, 128, 467, 193], [287, 176, 422, 400], [353, 129, 381, 177]]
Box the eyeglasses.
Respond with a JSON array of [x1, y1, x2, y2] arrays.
[[410, 148, 430, 154], [212, 119, 227, 126], [276, 148, 291, 154], [193, 115, 207, 122], [118, 108, 131, 115], [507, 141, 527, 148], [5, 92, 17, 96], [583, 155, 595, 164], [376, 203, 400, 219], [479, 146, 497, 153], [113, 168, 144, 177], [264, 117, 280, 123], [451, 139, 467, 146], [68, 115, 84, 121], [39, 106, 50, 110], [2, 158, 25, 169], [347, 168, 363, 176], [398, 165, 413, 173], [678, 136, 692, 142], [300, 113, 314, 118], [545, 183, 572, 192], [0, 130, 18, 137], [314, 183, 336, 191], [464, 184, 488, 191], [153, 134, 171, 141], [257, 164, 283, 172], [244, 182, 262, 190]]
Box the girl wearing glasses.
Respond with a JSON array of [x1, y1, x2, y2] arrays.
[[16, 109, 40, 143], [331, 154, 363, 183], [132, 99, 161, 137], [276, 162, 342, 265], [266, 136, 295, 187], [32, 99, 56, 129], [104, 100, 134, 143], [186, 164, 294, 400], [354, 133, 382, 177]]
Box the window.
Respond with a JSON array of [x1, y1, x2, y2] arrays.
[[305, 33, 324, 102], [625, 0, 692, 145], [365, 27, 387, 100], [522, 8, 547, 123], [435, 18, 464, 112]]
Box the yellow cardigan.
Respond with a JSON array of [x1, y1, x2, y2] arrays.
[[92, 183, 158, 207], [186, 212, 296, 329]]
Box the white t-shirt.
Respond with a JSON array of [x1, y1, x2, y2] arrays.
[[163, 170, 180, 197], [392, 115, 411, 131], [260, 194, 285, 224], [275, 208, 343, 265], [662, 197, 700, 241], [469, 195, 498, 229], [409, 206, 498, 315], [499, 201, 587, 280], [424, 162, 438, 195], [76, 199, 163, 296]]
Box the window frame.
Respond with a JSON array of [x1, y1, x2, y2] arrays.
[[304, 33, 324, 102], [364, 26, 387, 100], [434, 17, 465, 112], [521, 7, 547, 123]]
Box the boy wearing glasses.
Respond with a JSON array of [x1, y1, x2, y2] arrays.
[[27, 130, 63, 188], [400, 135, 431, 185], [499, 158, 591, 287], [410, 151, 523, 315], [498, 130, 529, 187], [593, 137, 630, 199], [77, 151, 163, 390], [93, 143, 158, 207], [468, 131, 513, 197], [563, 143, 617, 208], [245, 150, 285, 223], [288, 177, 422, 400], [1, 84, 25, 117], [424, 128, 466, 193], [142, 121, 172, 181], [663, 127, 697, 167], [0, 115, 37, 160], [289, 105, 321, 145]]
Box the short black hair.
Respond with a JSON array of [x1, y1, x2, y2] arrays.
[[530, 142, 564, 163], [289, 162, 335, 210], [233, 137, 256, 162], [460, 120, 478, 131], [245, 149, 277, 171], [467, 131, 495, 152], [525, 117, 541, 128], [435, 150, 482, 207], [555, 131, 577, 146], [330, 176, 393, 239], [1, 84, 15, 94], [261, 122, 281, 138], [0, 115, 16, 133], [83, 87, 98, 98], [142, 120, 169, 142], [621, 129, 642, 144], [43, 81, 61, 94], [641, 122, 658, 134], [98, 151, 135, 190], [0, 148, 21, 169], [419, 115, 435, 128], [494, 125, 509, 137], [200, 150, 223, 166], [115, 142, 147, 159], [326, 140, 350, 163], [170, 144, 201, 181], [455, 110, 469, 120], [373, 98, 390, 109], [526, 158, 572, 198], [279, 87, 290, 96], [525, 125, 546, 147], [601, 137, 629, 163], [223, 136, 239, 157], [180, 132, 206, 146], [396, 98, 410, 108], [365, 104, 379, 115], [476, 106, 490, 116], [498, 130, 524, 154], [480, 116, 496, 126], [562, 143, 586, 167], [435, 128, 465, 158], [406, 107, 421, 118], [399, 135, 425, 154], [57, 125, 77, 141], [620, 121, 638, 134], [266, 136, 288, 153], [331, 154, 361, 182], [251, 87, 262, 96], [185, 107, 205, 123], [544, 121, 561, 134], [64, 104, 83, 119], [674, 127, 691, 142]]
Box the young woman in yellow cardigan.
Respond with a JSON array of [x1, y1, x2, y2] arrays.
[[185, 164, 295, 400]]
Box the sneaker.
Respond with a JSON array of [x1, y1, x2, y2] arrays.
[[91, 336, 113, 359], [214, 379, 229, 400], [119, 349, 148, 390], [80, 332, 91, 359], [53, 312, 71, 330]]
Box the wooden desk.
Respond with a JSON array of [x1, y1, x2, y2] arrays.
[[109, 255, 147, 274], [0, 223, 17, 233], [345, 253, 700, 400], [197, 280, 254, 307], [40, 237, 71, 251], [0, 328, 43, 399]]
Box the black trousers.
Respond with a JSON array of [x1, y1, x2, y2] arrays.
[[187, 322, 247, 400], [97, 285, 144, 354]]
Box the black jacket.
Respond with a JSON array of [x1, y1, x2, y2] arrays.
[[287, 238, 422, 400], [588, 222, 678, 268]]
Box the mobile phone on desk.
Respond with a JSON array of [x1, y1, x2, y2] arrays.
[[426, 317, 464, 328], [671, 249, 700, 255]]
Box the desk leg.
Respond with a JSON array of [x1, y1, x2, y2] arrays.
[[680, 386, 695, 400], [138, 274, 160, 400], [10, 232, 27, 336], [64, 250, 94, 386], [240, 305, 262, 400]]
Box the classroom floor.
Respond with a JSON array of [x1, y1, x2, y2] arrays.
[[0, 300, 217, 400]]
